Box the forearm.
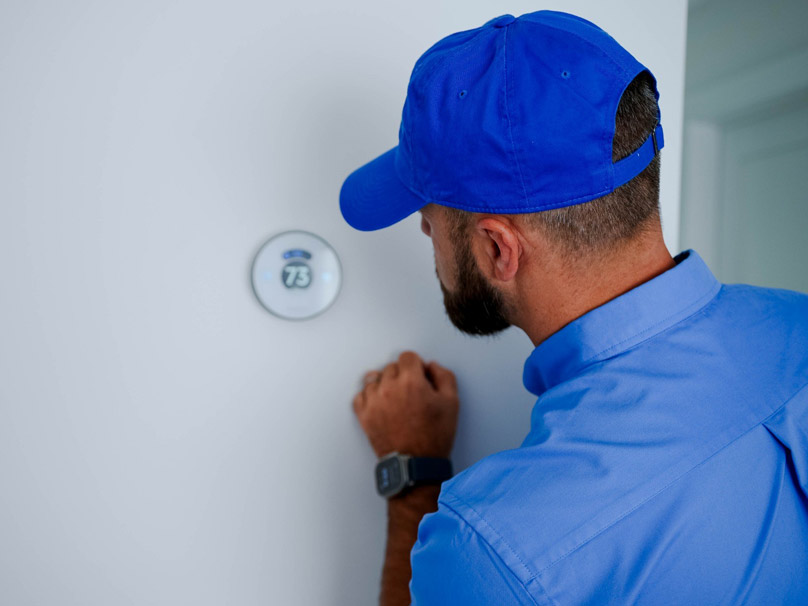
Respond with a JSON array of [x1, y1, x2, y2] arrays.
[[380, 485, 442, 606]]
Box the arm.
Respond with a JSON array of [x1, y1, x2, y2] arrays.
[[352, 351, 459, 606], [381, 485, 441, 606]]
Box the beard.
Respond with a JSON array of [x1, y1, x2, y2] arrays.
[[438, 232, 512, 337]]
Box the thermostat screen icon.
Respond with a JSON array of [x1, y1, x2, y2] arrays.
[[282, 249, 312, 260]]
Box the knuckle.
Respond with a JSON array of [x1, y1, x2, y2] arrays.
[[400, 371, 419, 390]]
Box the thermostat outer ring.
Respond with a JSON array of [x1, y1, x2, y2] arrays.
[[250, 230, 343, 321]]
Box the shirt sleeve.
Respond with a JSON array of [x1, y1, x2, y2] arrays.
[[408, 499, 539, 606]]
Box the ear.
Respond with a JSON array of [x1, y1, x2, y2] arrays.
[[472, 216, 522, 283]]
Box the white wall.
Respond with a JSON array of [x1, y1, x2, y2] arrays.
[[0, 1, 687, 604]]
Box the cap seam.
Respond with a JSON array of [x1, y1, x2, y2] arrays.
[[502, 26, 531, 205], [506, 20, 633, 197], [511, 25, 619, 115], [405, 26, 504, 191], [528, 18, 637, 196], [412, 25, 489, 79], [533, 18, 633, 78], [412, 25, 493, 82]]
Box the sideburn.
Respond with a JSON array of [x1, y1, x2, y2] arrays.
[[440, 224, 512, 337]]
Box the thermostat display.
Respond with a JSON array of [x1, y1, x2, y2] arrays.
[[251, 231, 342, 320], [281, 260, 312, 289]]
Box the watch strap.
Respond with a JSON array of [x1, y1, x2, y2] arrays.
[[407, 456, 453, 485]]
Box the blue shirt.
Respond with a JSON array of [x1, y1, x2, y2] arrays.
[[410, 250, 808, 605]]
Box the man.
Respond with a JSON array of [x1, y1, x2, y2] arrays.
[[340, 10, 808, 606]]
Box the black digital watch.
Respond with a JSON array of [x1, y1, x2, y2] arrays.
[[374, 452, 453, 499]]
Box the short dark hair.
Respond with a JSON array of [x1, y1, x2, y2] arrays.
[[443, 71, 661, 253]]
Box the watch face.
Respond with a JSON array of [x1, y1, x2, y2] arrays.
[[376, 456, 405, 498]]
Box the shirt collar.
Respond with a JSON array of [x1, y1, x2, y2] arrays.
[[522, 250, 721, 396]]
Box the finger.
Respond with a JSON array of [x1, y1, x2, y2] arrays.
[[381, 362, 398, 383], [398, 351, 429, 387], [426, 360, 458, 394], [398, 351, 424, 373], [362, 370, 382, 388], [352, 391, 366, 415]]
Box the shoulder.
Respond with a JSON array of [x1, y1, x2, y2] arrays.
[[437, 445, 595, 575]]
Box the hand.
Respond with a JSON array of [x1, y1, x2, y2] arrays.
[[352, 351, 459, 459]]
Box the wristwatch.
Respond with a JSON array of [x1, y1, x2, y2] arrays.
[[375, 452, 453, 499]]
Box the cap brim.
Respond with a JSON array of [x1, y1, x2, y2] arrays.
[[339, 146, 427, 231]]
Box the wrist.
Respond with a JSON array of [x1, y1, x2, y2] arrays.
[[375, 452, 453, 499], [388, 484, 441, 509], [386, 485, 441, 536]]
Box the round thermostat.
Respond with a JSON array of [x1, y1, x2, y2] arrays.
[[251, 230, 342, 320]]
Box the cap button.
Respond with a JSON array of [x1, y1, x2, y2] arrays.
[[492, 14, 516, 28]]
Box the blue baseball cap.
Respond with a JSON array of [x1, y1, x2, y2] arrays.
[[339, 10, 664, 232]]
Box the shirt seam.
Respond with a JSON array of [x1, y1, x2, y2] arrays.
[[439, 493, 556, 606], [536, 379, 808, 573], [731, 451, 786, 604], [441, 379, 808, 601]]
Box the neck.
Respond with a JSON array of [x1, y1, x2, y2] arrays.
[[512, 227, 675, 346]]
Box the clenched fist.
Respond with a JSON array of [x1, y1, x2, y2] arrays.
[[352, 351, 459, 459]]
